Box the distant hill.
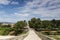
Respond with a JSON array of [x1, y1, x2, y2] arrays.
[[0, 22, 15, 24]]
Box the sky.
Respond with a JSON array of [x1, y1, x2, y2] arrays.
[[0, 0, 60, 22]]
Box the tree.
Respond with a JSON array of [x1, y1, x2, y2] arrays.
[[13, 20, 27, 35], [2, 24, 11, 28], [0, 23, 2, 27], [56, 20, 60, 29], [28, 18, 41, 30], [42, 20, 52, 30], [51, 19, 59, 30], [51, 19, 56, 27]]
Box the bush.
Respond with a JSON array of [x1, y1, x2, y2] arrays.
[[13, 20, 27, 35], [0, 27, 11, 35], [42, 31, 60, 35]]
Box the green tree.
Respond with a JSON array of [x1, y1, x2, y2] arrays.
[[42, 20, 52, 30], [2, 24, 11, 28], [51, 19, 57, 28], [13, 20, 27, 35], [28, 18, 41, 30], [0, 23, 2, 27]]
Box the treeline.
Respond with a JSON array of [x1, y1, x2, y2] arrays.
[[0, 20, 27, 35], [0, 17, 60, 35], [28, 18, 60, 31]]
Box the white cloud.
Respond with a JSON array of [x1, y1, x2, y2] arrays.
[[0, 11, 29, 22], [0, 0, 60, 22], [11, 1, 19, 5], [13, 13, 30, 17], [15, 0, 60, 20], [0, 0, 19, 5], [0, 0, 10, 5]]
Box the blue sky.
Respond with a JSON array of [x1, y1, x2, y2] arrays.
[[0, 0, 60, 22]]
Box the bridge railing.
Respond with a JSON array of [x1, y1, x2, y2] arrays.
[[0, 33, 28, 40], [35, 32, 56, 40]]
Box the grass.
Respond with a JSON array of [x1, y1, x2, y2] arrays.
[[0, 27, 11, 35], [37, 31, 60, 40], [49, 35, 60, 40]]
